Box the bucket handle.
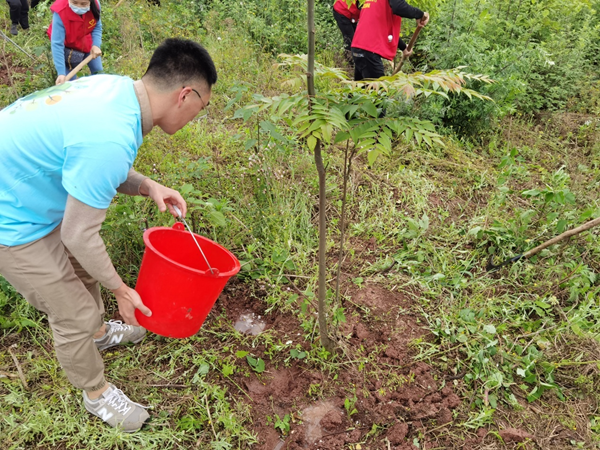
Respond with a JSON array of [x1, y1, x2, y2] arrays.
[[170, 222, 220, 277]]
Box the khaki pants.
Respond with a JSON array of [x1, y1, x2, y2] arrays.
[[0, 225, 107, 391]]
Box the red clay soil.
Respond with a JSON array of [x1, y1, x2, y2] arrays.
[[215, 279, 465, 449]]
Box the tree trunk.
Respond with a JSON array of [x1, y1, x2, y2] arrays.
[[335, 142, 356, 304], [307, 0, 334, 353], [314, 139, 334, 352], [307, 0, 316, 95]]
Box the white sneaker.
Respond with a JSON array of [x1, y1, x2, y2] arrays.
[[83, 383, 150, 432], [94, 320, 146, 351]]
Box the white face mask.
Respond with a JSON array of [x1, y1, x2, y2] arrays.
[[69, 3, 90, 14]]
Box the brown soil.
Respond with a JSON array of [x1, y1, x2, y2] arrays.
[[214, 278, 465, 449], [209, 273, 593, 449]]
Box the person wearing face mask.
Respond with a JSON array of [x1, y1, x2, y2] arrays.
[[47, 0, 103, 85], [5, 0, 30, 35]]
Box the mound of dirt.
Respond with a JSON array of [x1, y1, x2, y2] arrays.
[[214, 280, 464, 448]]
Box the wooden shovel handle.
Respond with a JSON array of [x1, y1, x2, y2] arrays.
[[65, 53, 95, 82], [405, 24, 424, 52], [487, 216, 600, 271], [393, 25, 424, 76], [522, 216, 600, 259]]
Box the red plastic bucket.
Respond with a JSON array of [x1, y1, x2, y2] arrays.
[[134, 223, 240, 338]]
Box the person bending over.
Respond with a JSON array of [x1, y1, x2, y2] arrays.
[[0, 38, 216, 432], [351, 0, 429, 81], [48, 0, 103, 85]]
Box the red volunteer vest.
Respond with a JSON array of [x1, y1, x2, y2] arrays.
[[351, 0, 401, 61], [333, 0, 360, 22], [47, 0, 98, 53]]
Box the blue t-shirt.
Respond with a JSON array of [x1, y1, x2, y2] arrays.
[[0, 75, 143, 246]]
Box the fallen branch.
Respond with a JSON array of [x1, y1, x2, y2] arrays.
[[144, 384, 189, 388], [8, 344, 28, 390], [0, 370, 19, 379], [204, 395, 219, 441]]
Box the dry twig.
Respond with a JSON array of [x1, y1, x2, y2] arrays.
[[0, 370, 19, 379], [8, 344, 28, 389], [204, 395, 219, 441]]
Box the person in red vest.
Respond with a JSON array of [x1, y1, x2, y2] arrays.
[[47, 0, 103, 85], [351, 0, 429, 81], [333, 0, 361, 62]]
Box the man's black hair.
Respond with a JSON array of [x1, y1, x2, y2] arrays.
[[144, 39, 217, 90], [90, 0, 100, 21]]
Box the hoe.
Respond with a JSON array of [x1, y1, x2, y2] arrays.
[[486, 216, 600, 271]]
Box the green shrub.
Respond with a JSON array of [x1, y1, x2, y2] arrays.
[[420, 0, 597, 133]]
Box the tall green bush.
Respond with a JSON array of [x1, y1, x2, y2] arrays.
[[420, 0, 598, 133]]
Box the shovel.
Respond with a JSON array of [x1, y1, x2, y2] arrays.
[[0, 29, 38, 63], [392, 23, 424, 76], [486, 216, 600, 271], [65, 53, 95, 82]]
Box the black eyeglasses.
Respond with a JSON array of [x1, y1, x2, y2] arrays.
[[185, 87, 209, 120]]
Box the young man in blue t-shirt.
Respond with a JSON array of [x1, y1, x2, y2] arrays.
[[0, 38, 217, 432]]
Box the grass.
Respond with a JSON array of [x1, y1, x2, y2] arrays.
[[2, 0, 600, 448]]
